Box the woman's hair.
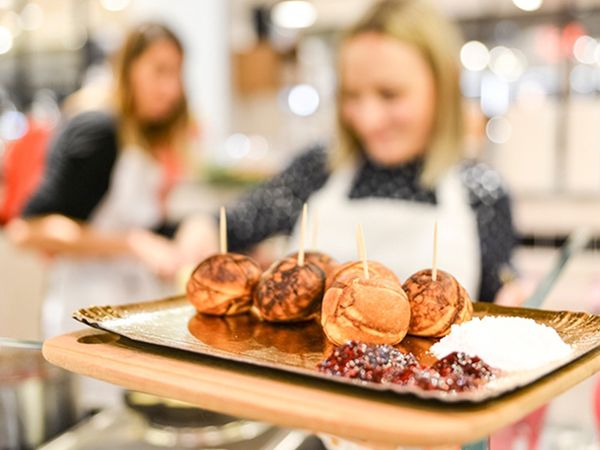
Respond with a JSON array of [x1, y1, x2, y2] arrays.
[[112, 22, 190, 153], [334, 0, 464, 187]]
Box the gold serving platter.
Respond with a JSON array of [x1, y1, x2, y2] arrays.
[[73, 296, 600, 403]]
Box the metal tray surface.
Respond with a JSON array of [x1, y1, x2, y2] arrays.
[[73, 296, 600, 403]]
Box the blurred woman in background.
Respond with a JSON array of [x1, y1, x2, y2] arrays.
[[182, 0, 516, 304], [7, 23, 194, 339]]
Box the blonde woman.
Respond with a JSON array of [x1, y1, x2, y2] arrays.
[[8, 23, 194, 338], [187, 0, 515, 305]]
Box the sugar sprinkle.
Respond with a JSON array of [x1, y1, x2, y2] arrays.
[[430, 316, 572, 372]]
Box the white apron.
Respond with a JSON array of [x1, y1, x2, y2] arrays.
[[287, 163, 481, 298], [42, 146, 177, 339]]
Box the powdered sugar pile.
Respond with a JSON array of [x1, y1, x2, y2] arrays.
[[430, 316, 572, 372]]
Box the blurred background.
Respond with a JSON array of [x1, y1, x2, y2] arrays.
[[0, 0, 600, 449]]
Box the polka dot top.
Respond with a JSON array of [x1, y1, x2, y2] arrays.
[[226, 146, 516, 302]]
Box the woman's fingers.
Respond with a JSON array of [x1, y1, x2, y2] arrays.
[[174, 214, 219, 265], [127, 229, 181, 279]]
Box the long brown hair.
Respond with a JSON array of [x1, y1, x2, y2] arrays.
[[334, 0, 464, 187], [112, 22, 190, 154]]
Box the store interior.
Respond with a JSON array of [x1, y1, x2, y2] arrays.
[[1, 0, 600, 449]]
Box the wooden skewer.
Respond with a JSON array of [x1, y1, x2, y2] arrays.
[[432, 221, 438, 281], [356, 224, 369, 279], [220, 206, 227, 254], [310, 208, 318, 250], [298, 203, 308, 266]]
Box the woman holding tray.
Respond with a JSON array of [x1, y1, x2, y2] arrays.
[[181, 0, 517, 304]]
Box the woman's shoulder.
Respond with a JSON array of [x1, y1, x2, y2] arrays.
[[457, 159, 511, 206], [57, 110, 118, 158], [279, 143, 330, 180], [288, 143, 328, 169], [65, 109, 117, 132]]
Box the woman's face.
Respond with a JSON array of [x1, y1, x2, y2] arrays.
[[340, 32, 436, 166], [129, 38, 184, 123]]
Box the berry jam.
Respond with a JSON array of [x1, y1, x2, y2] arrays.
[[431, 352, 496, 381], [318, 342, 498, 393], [317, 341, 419, 383]]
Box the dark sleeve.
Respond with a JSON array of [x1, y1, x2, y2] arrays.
[[226, 146, 330, 251], [22, 111, 118, 221], [151, 221, 179, 239], [461, 162, 517, 302]]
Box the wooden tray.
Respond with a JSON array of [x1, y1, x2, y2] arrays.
[[41, 296, 600, 446], [43, 326, 600, 447]]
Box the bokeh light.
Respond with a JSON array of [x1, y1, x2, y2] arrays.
[[489, 46, 526, 82], [225, 133, 251, 159], [512, 0, 543, 12], [0, 111, 29, 141], [570, 64, 596, 94], [287, 84, 320, 117], [480, 73, 510, 117], [573, 35, 597, 64], [0, 26, 13, 54], [20, 2, 44, 31], [100, 0, 130, 12], [271, 1, 317, 29], [460, 41, 490, 72], [0, 11, 22, 38], [486, 116, 512, 144]]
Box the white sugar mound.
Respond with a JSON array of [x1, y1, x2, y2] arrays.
[[430, 316, 572, 372]]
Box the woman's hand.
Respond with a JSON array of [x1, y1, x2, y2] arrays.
[[7, 215, 132, 258], [127, 229, 182, 280], [8, 215, 186, 280], [174, 213, 219, 266]]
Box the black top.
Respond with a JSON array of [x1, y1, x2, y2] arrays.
[[23, 111, 177, 237], [225, 147, 516, 302]]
